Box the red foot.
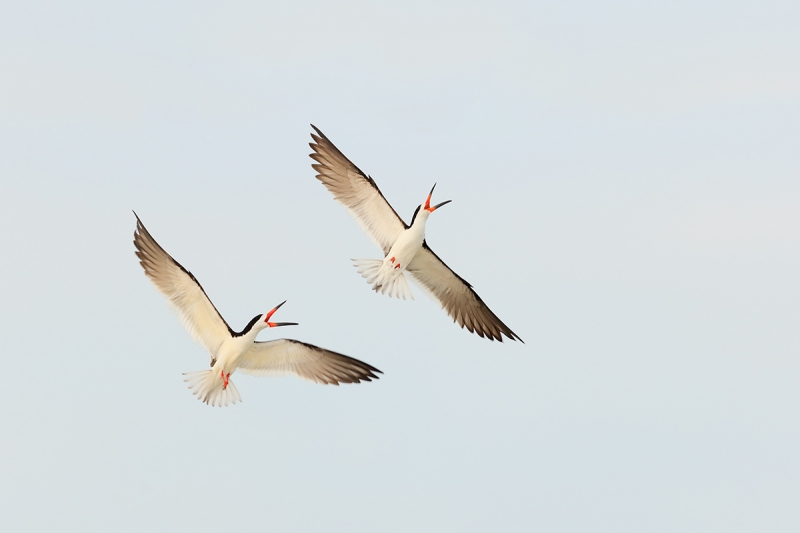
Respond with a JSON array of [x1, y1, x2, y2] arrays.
[[220, 371, 230, 389], [395, 263, 401, 269], [390, 256, 396, 263]]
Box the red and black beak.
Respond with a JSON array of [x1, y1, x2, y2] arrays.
[[424, 183, 452, 212], [264, 300, 298, 328]]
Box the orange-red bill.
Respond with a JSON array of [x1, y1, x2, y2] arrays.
[[424, 183, 450, 212], [265, 300, 287, 322]]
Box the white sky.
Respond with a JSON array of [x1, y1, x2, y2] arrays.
[[1, 1, 798, 531]]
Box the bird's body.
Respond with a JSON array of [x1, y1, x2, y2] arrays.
[[352, 206, 429, 300], [213, 331, 258, 377], [133, 213, 381, 407], [195, 325, 263, 401], [386, 211, 428, 271], [309, 125, 522, 342]]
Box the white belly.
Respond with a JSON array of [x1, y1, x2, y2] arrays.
[[213, 336, 253, 374], [352, 224, 425, 300], [385, 228, 424, 271]]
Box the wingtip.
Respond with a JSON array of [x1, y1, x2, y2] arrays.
[[495, 327, 523, 343], [133, 211, 144, 239], [495, 329, 524, 343]]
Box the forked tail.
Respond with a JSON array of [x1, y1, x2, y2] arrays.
[[352, 259, 414, 300], [183, 369, 242, 407]]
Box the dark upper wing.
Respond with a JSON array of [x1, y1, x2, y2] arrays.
[[309, 125, 407, 254], [133, 213, 233, 357], [406, 243, 523, 342], [237, 339, 382, 385]]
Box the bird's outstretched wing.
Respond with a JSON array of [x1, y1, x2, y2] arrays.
[[407, 243, 523, 342], [309, 125, 407, 254], [133, 213, 233, 357], [237, 339, 382, 385]]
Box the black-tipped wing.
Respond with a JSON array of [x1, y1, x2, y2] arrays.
[[237, 339, 382, 385], [133, 214, 233, 356], [309, 125, 407, 254], [407, 243, 522, 342]]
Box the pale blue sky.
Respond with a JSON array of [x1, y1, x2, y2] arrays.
[[1, 1, 798, 531]]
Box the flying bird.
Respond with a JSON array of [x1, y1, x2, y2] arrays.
[[133, 213, 381, 407], [308, 125, 522, 342]]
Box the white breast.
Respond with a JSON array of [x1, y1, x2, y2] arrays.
[[387, 224, 426, 268], [214, 333, 258, 372]]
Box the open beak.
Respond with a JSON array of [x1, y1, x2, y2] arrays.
[[265, 300, 299, 328], [424, 183, 452, 212]]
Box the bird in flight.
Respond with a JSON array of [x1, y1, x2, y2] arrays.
[[308, 125, 522, 342], [133, 213, 381, 407]]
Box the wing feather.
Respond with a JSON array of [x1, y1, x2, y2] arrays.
[[407, 243, 522, 342], [133, 213, 233, 357], [309, 125, 406, 254], [237, 339, 382, 385]]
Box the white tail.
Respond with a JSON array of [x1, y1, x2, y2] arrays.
[[183, 369, 242, 407], [352, 258, 382, 283], [352, 258, 414, 300]]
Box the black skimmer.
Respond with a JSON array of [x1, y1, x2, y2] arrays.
[[133, 213, 381, 407], [309, 126, 522, 343]]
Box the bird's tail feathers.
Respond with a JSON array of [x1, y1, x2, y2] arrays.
[[352, 258, 414, 300], [352, 258, 383, 284], [378, 271, 414, 300], [183, 369, 242, 407]]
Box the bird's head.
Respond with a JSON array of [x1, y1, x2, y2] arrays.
[[257, 300, 298, 331], [413, 183, 452, 224]]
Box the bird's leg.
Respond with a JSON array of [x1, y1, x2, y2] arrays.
[[220, 370, 230, 389]]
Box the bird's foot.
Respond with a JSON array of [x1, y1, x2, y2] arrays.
[[220, 371, 230, 389]]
